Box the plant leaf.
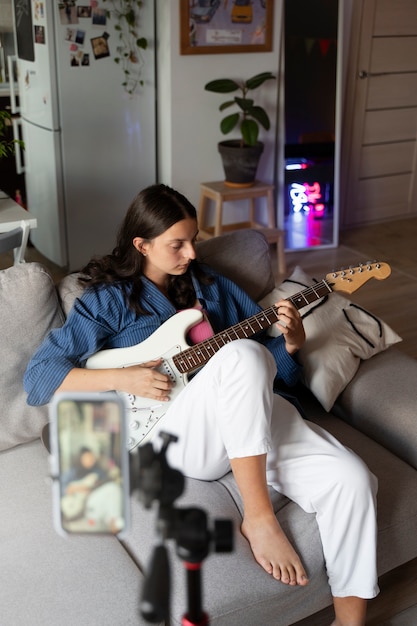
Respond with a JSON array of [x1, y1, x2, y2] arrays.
[[205, 79, 240, 93], [220, 113, 240, 135], [125, 9, 136, 27], [235, 96, 254, 112], [241, 119, 259, 146], [136, 37, 147, 49], [248, 106, 270, 130], [219, 100, 236, 111], [246, 72, 276, 90]]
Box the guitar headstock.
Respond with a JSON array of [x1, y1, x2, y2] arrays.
[[326, 261, 391, 294]]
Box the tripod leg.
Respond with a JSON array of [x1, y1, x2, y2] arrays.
[[182, 562, 208, 626], [140, 544, 170, 623]]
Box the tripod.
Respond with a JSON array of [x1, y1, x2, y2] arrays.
[[131, 432, 233, 625]]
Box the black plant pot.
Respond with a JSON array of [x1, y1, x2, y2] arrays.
[[218, 140, 264, 187]]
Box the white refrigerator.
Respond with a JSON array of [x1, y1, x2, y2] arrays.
[[11, 0, 156, 270]]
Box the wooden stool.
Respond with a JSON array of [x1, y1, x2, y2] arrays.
[[198, 180, 286, 275]]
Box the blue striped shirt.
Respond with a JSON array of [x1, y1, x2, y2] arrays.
[[24, 267, 302, 405]]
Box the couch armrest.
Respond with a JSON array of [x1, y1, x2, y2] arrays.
[[333, 348, 417, 470]]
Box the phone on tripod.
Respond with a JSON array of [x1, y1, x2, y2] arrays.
[[49, 392, 130, 537]]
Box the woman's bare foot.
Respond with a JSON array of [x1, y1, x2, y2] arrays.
[[241, 514, 309, 585]]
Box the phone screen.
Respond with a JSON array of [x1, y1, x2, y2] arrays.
[[50, 393, 129, 536]]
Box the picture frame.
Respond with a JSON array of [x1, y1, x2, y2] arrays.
[[180, 0, 274, 55], [91, 35, 110, 60]]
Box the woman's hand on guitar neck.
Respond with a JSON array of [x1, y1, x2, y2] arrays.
[[274, 299, 306, 356]]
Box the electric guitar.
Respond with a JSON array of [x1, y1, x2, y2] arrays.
[[86, 262, 391, 451], [60, 472, 100, 521]]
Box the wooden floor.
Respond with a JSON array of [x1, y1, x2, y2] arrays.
[[279, 216, 417, 360], [2, 216, 417, 625]]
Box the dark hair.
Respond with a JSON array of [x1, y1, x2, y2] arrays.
[[80, 184, 211, 314]]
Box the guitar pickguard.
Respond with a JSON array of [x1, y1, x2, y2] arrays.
[[122, 348, 189, 450], [85, 309, 203, 450]]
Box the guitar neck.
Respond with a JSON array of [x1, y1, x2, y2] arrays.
[[173, 279, 333, 375]]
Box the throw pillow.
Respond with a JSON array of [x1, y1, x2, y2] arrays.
[[259, 266, 402, 411], [58, 272, 85, 317], [0, 263, 65, 450]]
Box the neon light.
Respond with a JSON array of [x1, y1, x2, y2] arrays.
[[290, 183, 308, 212], [305, 182, 321, 204], [285, 163, 308, 170], [289, 181, 324, 214]]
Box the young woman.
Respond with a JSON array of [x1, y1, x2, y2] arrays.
[[24, 184, 379, 625]]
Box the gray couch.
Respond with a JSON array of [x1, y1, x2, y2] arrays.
[[1, 229, 417, 626]]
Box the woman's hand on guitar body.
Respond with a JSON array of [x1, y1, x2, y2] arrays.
[[274, 299, 306, 356], [120, 358, 173, 401], [55, 359, 173, 400]]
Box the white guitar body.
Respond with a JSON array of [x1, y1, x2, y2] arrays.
[[86, 308, 204, 450]]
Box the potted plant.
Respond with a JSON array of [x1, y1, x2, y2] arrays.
[[0, 110, 24, 159], [204, 71, 275, 187]]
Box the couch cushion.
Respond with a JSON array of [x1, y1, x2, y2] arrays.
[[260, 266, 401, 411], [196, 229, 275, 302], [0, 263, 65, 451], [334, 348, 417, 470], [125, 472, 330, 626], [0, 440, 147, 626]]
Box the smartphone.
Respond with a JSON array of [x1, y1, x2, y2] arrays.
[[49, 392, 130, 537]]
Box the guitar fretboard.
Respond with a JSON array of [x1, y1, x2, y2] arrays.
[[173, 279, 333, 375]]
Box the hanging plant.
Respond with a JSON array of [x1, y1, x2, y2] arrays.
[[103, 0, 148, 95]]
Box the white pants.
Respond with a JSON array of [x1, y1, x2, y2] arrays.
[[152, 340, 379, 599]]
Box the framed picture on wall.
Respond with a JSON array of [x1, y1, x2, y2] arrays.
[[180, 0, 274, 55]]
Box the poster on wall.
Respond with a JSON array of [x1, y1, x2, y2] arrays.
[[180, 0, 273, 55], [13, 0, 35, 61]]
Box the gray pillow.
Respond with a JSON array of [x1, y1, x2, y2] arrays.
[[58, 272, 85, 317], [196, 229, 275, 302], [0, 263, 65, 450]]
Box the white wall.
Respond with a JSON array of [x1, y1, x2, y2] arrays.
[[155, 0, 284, 226]]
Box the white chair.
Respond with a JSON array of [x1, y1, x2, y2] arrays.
[[0, 224, 26, 264]]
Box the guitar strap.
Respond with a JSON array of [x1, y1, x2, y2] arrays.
[[185, 306, 215, 345]]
